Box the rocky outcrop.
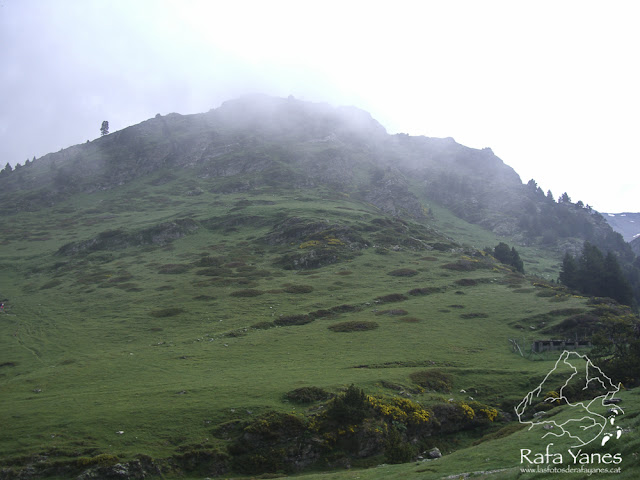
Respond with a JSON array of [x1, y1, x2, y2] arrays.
[[56, 219, 199, 256]]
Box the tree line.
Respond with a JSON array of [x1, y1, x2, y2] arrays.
[[559, 242, 634, 306]]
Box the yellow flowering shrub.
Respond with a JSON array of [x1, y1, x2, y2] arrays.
[[367, 395, 430, 425], [299, 240, 321, 249], [325, 237, 345, 246], [460, 402, 475, 420], [478, 406, 498, 421]]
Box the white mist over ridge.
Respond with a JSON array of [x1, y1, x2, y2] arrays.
[[1, 1, 639, 212]]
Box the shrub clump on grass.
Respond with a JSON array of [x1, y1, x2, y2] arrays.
[[194, 256, 223, 267], [400, 317, 421, 323], [387, 268, 419, 277], [285, 386, 332, 404], [328, 321, 379, 332], [274, 314, 313, 326], [460, 312, 489, 319], [375, 293, 408, 303], [455, 278, 478, 286], [330, 304, 359, 313], [409, 370, 453, 393], [149, 307, 185, 317], [308, 309, 333, 319], [158, 264, 191, 274], [229, 289, 264, 297], [376, 309, 409, 316], [193, 294, 215, 301], [283, 284, 314, 294], [408, 286, 443, 296]]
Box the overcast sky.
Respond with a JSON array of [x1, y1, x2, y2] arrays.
[[1, 0, 638, 212]]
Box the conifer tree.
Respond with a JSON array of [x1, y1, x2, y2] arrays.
[[559, 252, 579, 289]]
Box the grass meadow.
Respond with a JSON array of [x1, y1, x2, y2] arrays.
[[1, 169, 636, 478]]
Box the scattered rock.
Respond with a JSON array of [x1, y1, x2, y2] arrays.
[[428, 447, 442, 459]]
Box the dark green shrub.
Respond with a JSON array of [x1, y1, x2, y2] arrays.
[[460, 312, 489, 319], [149, 307, 184, 317], [385, 427, 415, 464], [409, 370, 453, 392], [273, 315, 313, 326], [283, 284, 314, 294], [328, 385, 369, 423], [229, 289, 263, 297], [376, 309, 408, 316], [194, 256, 223, 267], [408, 287, 443, 296], [193, 295, 215, 301], [329, 321, 379, 332], [159, 264, 191, 274], [308, 309, 333, 319], [285, 386, 331, 403], [330, 304, 359, 313], [455, 278, 477, 286], [387, 268, 419, 277], [375, 293, 408, 303]]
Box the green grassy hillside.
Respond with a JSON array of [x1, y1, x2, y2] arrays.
[[1, 164, 637, 479]]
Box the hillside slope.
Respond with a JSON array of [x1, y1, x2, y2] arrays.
[[1, 95, 630, 258], [0, 95, 638, 478]]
